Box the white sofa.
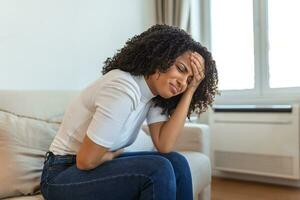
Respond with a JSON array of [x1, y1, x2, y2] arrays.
[[0, 90, 211, 200]]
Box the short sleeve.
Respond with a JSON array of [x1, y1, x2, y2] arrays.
[[146, 102, 169, 125], [87, 78, 139, 148]]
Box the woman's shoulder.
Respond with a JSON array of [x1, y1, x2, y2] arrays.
[[100, 69, 130, 80], [80, 69, 141, 109], [99, 69, 141, 102], [104, 69, 139, 89]]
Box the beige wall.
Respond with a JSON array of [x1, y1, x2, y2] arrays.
[[0, 0, 156, 90]]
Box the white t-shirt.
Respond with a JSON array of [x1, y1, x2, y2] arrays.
[[50, 69, 168, 155]]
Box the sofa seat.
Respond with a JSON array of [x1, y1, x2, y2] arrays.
[[4, 151, 211, 200], [0, 90, 211, 200], [5, 196, 43, 200]]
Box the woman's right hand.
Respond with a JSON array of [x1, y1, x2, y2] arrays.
[[101, 148, 124, 162], [112, 148, 125, 158], [77, 135, 124, 170], [185, 52, 205, 95]]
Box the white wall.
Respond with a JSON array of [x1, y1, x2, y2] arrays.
[[0, 0, 156, 90]]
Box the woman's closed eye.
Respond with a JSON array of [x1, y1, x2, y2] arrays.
[[176, 65, 193, 84], [176, 65, 185, 72], [187, 76, 193, 84]]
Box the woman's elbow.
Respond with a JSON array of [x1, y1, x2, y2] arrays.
[[76, 158, 96, 170], [157, 146, 173, 154]]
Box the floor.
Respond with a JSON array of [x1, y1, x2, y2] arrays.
[[211, 177, 300, 200]]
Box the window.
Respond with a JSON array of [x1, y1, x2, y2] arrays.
[[268, 0, 300, 88], [211, 0, 254, 91], [205, 0, 300, 102]]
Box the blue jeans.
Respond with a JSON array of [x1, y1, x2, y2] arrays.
[[40, 151, 193, 200]]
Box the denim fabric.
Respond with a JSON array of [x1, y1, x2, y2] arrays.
[[40, 151, 193, 200]]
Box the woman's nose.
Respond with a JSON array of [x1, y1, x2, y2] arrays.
[[176, 76, 188, 90]]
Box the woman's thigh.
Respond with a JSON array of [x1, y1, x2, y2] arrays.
[[42, 154, 176, 200], [118, 151, 193, 200], [118, 151, 191, 174]]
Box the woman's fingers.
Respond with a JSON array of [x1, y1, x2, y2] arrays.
[[191, 52, 205, 81], [190, 59, 203, 89], [113, 148, 124, 158], [190, 58, 200, 79], [191, 56, 202, 77], [193, 52, 205, 70], [193, 52, 205, 74]]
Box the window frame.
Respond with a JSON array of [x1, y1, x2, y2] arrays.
[[201, 0, 300, 104]]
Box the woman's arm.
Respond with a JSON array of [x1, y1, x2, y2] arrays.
[[149, 91, 194, 153], [75, 75, 138, 170], [76, 135, 124, 170], [149, 52, 205, 153]]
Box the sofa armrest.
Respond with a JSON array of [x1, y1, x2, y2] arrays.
[[174, 123, 210, 157], [141, 123, 210, 157]]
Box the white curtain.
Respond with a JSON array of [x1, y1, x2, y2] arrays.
[[155, 0, 192, 33]]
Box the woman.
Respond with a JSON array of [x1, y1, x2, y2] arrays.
[[40, 24, 218, 200]]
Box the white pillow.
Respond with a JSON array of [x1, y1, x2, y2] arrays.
[[0, 110, 60, 199]]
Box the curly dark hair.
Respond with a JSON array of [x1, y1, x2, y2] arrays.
[[102, 24, 218, 118]]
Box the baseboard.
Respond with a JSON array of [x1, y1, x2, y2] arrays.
[[212, 169, 300, 187]]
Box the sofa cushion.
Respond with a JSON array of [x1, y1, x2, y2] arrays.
[[0, 110, 60, 199], [4, 194, 43, 200]]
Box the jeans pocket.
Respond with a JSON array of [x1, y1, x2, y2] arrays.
[[46, 156, 75, 183]]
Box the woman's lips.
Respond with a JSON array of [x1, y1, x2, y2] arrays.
[[169, 83, 178, 95]]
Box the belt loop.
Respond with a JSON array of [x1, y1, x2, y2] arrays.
[[44, 151, 54, 164]]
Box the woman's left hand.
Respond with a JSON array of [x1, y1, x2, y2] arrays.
[[186, 52, 205, 94]]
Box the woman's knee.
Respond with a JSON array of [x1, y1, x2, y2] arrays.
[[161, 152, 192, 178], [143, 156, 175, 176], [142, 156, 177, 191], [163, 152, 189, 167]]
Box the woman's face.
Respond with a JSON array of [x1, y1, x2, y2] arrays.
[[146, 51, 195, 98]]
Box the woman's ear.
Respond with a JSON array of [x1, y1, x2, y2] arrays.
[[156, 72, 160, 80], [155, 69, 161, 80]]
